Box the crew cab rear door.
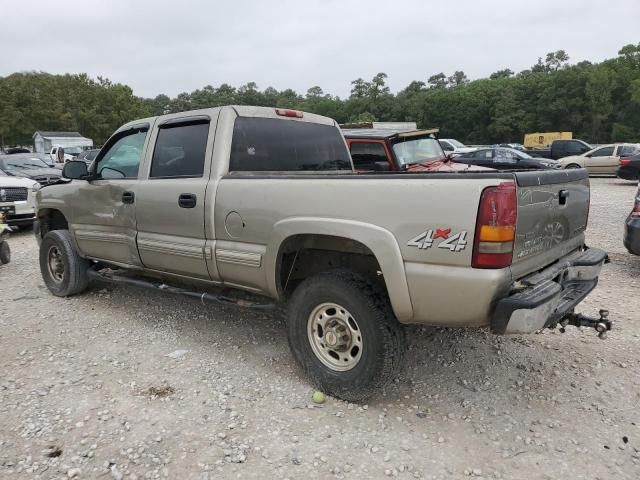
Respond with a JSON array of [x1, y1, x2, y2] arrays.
[[511, 169, 590, 279], [134, 112, 220, 280]]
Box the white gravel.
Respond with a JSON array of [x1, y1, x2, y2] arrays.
[[1, 177, 639, 479]]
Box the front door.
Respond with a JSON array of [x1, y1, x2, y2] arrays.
[[135, 115, 216, 280], [70, 125, 150, 266]]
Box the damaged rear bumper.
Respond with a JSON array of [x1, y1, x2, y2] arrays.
[[491, 248, 607, 334]]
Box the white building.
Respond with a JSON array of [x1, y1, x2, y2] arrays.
[[32, 131, 93, 155]]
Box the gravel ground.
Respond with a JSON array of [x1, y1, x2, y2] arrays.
[[1, 177, 639, 480]]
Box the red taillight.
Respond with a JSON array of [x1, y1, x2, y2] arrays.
[[472, 181, 517, 269], [620, 158, 631, 166], [275, 108, 303, 118]]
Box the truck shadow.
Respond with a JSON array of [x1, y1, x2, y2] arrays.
[[87, 280, 621, 411]]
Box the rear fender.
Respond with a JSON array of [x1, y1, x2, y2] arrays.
[[267, 217, 413, 321]]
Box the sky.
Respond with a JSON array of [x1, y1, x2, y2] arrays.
[[1, 0, 639, 99]]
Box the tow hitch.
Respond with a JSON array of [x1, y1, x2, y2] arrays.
[[558, 309, 612, 339]]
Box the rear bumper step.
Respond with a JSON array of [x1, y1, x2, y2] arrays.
[[492, 248, 608, 335]]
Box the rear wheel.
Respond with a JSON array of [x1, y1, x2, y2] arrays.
[[287, 270, 406, 402], [39, 230, 90, 296]]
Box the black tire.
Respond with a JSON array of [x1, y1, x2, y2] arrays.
[[565, 163, 581, 169], [0, 241, 10, 264], [287, 270, 406, 402], [39, 230, 90, 297]]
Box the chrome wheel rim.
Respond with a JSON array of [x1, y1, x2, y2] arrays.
[[307, 302, 362, 371], [47, 246, 65, 282]]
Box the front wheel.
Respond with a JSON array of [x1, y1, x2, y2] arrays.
[[565, 163, 581, 169], [39, 230, 90, 296], [287, 271, 406, 402], [0, 240, 10, 264]]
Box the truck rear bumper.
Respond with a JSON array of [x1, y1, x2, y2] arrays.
[[491, 248, 607, 334]]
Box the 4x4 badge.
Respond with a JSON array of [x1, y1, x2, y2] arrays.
[[408, 229, 468, 252]]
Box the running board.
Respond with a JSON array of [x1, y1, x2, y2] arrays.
[[86, 269, 275, 310]]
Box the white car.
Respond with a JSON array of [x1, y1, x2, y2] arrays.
[[559, 143, 640, 175], [439, 138, 477, 155], [0, 168, 39, 228]]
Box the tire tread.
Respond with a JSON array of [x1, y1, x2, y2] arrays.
[[39, 230, 90, 297], [287, 269, 406, 402]]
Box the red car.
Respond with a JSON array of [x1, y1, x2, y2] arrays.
[[341, 127, 491, 173]]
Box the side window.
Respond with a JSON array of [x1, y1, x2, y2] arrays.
[[618, 145, 637, 156], [496, 149, 517, 163], [590, 146, 614, 157], [575, 141, 590, 154], [349, 142, 388, 169], [440, 141, 454, 152], [565, 141, 583, 155], [150, 121, 209, 178], [96, 130, 147, 179], [474, 150, 493, 159]]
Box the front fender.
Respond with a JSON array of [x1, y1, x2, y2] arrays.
[[266, 217, 414, 322]]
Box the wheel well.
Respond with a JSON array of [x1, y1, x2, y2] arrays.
[[37, 209, 68, 239], [276, 234, 385, 297]]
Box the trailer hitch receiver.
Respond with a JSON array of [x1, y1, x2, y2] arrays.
[[559, 309, 612, 339]]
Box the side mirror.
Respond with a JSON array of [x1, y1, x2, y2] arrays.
[[62, 160, 89, 180]]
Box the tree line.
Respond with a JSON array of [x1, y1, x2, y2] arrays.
[[1, 43, 639, 147]]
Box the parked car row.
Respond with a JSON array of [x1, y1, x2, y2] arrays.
[[0, 154, 62, 185]]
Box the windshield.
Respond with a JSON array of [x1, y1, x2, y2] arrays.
[[64, 147, 83, 155], [1, 157, 49, 170], [392, 137, 445, 166], [510, 148, 532, 159], [448, 139, 466, 148]]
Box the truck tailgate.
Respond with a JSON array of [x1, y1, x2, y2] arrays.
[[511, 169, 590, 279]]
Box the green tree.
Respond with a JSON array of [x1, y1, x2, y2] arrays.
[[427, 73, 448, 89]]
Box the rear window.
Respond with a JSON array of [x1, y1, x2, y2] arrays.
[[229, 117, 351, 172]]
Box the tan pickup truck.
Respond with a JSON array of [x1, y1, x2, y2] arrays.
[[34, 106, 610, 401]]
